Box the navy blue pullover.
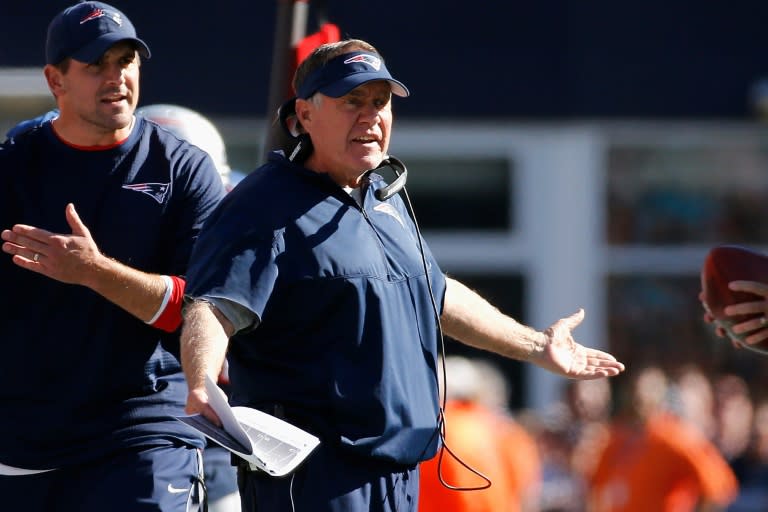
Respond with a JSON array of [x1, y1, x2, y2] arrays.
[[0, 118, 225, 468], [186, 152, 446, 465]]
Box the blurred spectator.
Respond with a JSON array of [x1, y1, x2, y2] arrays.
[[587, 366, 738, 511], [670, 364, 718, 440], [726, 399, 768, 511], [534, 404, 588, 512], [530, 379, 613, 512], [473, 358, 542, 511], [565, 379, 613, 488], [748, 77, 768, 120], [713, 374, 754, 465], [136, 104, 246, 192], [419, 356, 541, 512]]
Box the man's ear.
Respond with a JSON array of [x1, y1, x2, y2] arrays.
[[294, 99, 312, 127], [43, 65, 64, 98]]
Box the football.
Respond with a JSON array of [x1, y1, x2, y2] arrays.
[[701, 245, 768, 321], [701, 245, 768, 352]]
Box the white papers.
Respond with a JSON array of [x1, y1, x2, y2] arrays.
[[0, 463, 56, 476], [177, 375, 320, 477]]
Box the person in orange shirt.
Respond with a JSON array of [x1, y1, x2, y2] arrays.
[[419, 356, 541, 512], [474, 358, 542, 511], [587, 366, 738, 512], [498, 415, 542, 511]]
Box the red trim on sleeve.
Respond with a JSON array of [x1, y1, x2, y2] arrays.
[[152, 276, 186, 332]]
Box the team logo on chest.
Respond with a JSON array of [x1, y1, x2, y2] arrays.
[[374, 203, 405, 228], [122, 182, 170, 204]]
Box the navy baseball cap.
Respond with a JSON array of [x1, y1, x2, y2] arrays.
[[296, 51, 409, 100], [46, 1, 151, 65]]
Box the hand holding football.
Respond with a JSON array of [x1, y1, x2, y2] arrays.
[[701, 245, 768, 323], [700, 245, 768, 354]]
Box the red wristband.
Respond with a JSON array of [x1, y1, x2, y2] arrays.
[[151, 276, 186, 332]]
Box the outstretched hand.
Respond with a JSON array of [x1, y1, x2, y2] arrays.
[[531, 309, 625, 379], [1, 203, 104, 286]]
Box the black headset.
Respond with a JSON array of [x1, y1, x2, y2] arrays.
[[277, 98, 314, 164]]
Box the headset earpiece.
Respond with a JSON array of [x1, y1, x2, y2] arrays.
[[288, 134, 313, 163], [277, 98, 313, 163]]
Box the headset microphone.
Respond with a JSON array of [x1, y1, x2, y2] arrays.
[[372, 155, 408, 201]]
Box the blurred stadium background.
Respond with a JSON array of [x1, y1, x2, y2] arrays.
[[4, 0, 768, 413]]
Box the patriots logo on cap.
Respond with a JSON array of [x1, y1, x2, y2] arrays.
[[122, 183, 170, 204], [80, 8, 122, 26], [343, 54, 381, 71]]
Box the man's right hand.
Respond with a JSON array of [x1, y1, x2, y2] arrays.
[[186, 386, 223, 427], [1, 203, 103, 285]]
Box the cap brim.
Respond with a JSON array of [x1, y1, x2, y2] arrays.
[[318, 74, 410, 98], [70, 33, 151, 64]]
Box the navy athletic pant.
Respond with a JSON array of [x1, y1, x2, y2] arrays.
[[238, 443, 419, 512], [0, 444, 203, 511]]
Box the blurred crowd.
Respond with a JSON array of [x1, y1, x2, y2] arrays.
[[419, 355, 768, 512]]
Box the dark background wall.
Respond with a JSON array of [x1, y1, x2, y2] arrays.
[[3, 1, 768, 119]]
